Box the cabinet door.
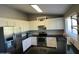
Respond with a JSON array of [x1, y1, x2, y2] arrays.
[[46, 37, 57, 48], [31, 37, 37, 46], [4, 27, 14, 38], [22, 37, 31, 52]]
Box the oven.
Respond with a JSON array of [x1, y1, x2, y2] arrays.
[[37, 25, 47, 47]]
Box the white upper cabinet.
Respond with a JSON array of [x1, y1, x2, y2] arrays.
[[29, 18, 64, 30], [45, 18, 64, 30]]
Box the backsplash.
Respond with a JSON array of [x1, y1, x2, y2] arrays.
[[29, 29, 64, 35]]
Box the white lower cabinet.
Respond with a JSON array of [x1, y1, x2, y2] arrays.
[[22, 37, 57, 52], [46, 37, 57, 48], [22, 37, 31, 52], [22, 37, 37, 52], [31, 37, 37, 46]]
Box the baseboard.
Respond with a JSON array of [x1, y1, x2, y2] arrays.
[[31, 45, 37, 47], [46, 46, 56, 49]]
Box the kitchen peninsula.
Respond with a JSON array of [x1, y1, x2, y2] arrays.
[[22, 29, 67, 54]]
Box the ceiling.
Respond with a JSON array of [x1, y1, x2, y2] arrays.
[[6, 4, 72, 15]]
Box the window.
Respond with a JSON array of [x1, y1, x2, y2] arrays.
[[71, 14, 78, 35], [65, 13, 78, 40]]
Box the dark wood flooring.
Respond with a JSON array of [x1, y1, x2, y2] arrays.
[[24, 36, 78, 54], [25, 37, 67, 54], [25, 46, 60, 54]]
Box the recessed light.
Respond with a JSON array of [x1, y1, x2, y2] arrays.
[[31, 5, 43, 13]]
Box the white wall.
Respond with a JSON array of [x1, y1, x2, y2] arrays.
[[0, 17, 29, 32], [0, 5, 29, 33], [0, 5, 27, 19], [29, 18, 64, 30], [65, 17, 72, 37]]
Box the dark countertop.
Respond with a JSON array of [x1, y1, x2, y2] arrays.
[[22, 29, 65, 40], [21, 30, 65, 40], [31, 32, 64, 37], [31, 34, 64, 37], [22, 34, 65, 40]]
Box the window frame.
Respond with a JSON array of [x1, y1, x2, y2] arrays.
[[71, 14, 78, 35]]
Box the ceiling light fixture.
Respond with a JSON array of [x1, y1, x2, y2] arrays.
[[31, 5, 43, 13]]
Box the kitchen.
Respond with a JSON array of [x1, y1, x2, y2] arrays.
[[0, 4, 79, 54]]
